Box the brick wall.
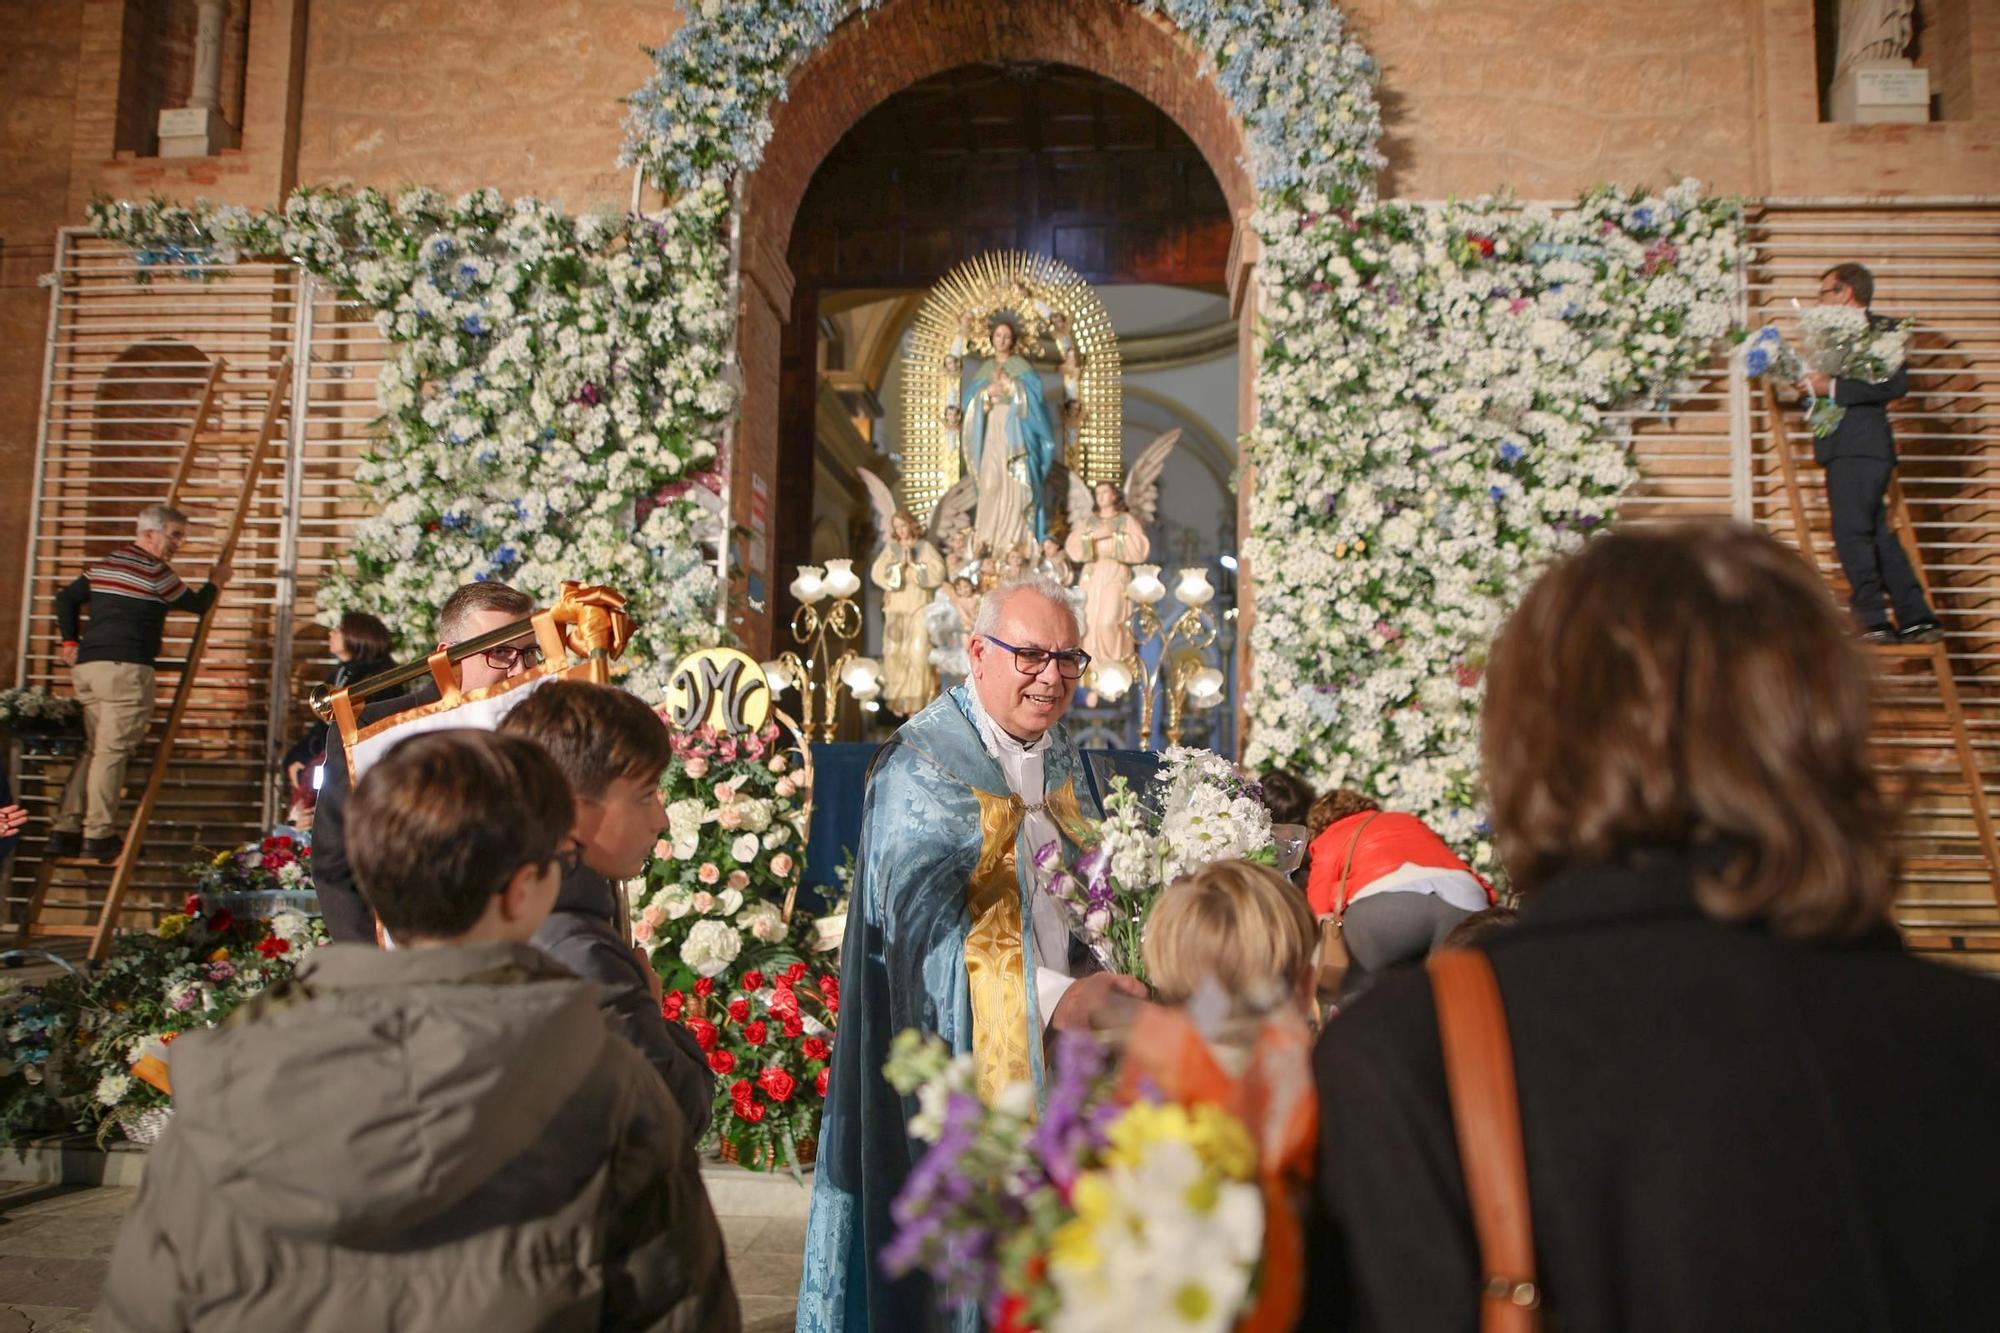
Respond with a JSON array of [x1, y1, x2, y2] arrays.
[[1349, 0, 1763, 197], [289, 0, 672, 205], [3, 0, 1996, 670], [0, 4, 87, 682]]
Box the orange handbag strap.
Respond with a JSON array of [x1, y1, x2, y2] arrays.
[[1428, 948, 1543, 1332]]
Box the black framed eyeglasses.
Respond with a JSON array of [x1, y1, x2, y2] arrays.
[[479, 641, 544, 671], [981, 634, 1091, 680]]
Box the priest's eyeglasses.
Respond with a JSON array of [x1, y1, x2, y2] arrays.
[[981, 635, 1091, 680]]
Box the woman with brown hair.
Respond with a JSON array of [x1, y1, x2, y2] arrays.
[[1305, 523, 2000, 1331], [282, 611, 403, 812], [1304, 786, 1493, 997]]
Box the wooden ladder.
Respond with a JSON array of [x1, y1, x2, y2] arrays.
[[18, 356, 291, 962], [1764, 380, 2000, 956]]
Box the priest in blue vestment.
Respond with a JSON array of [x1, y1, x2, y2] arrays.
[[796, 573, 1146, 1333]]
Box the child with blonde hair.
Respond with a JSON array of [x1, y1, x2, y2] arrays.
[[1143, 858, 1319, 1022]]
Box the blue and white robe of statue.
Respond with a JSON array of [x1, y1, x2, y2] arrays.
[[796, 686, 1099, 1333], [960, 353, 1060, 545]]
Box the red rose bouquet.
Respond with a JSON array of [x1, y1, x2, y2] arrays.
[[662, 959, 840, 1171]]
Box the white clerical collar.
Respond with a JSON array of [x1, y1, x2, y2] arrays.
[[963, 682, 1052, 762]]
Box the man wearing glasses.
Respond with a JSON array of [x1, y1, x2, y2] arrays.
[[313, 582, 542, 943], [799, 573, 1147, 1332], [1799, 262, 1942, 644]]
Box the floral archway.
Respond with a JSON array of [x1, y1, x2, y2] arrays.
[[93, 0, 1739, 863]]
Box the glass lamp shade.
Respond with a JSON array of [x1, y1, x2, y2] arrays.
[[1187, 665, 1226, 707], [1128, 564, 1168, 606], [821, 558, 862, 600], [843, 656, 883, 698], [790, 566, 826, 605], [1175, 567, 1216, 608], [761, 659, 794, 694], [1094, 660, 1134, 700]]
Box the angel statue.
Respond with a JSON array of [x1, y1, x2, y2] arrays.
[[954, 310, 1062, 560], [860, 475, 948, 716], [924, 576, 980, 685], [943, 527, 982, 586], [1063, 429, 1179, 681]]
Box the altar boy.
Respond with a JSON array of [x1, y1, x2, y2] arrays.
[[99, 731, 740, 1333]]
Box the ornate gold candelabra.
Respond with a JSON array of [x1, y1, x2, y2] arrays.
[[1098, 564, 1227, 748], [772, 560, 881, 743]]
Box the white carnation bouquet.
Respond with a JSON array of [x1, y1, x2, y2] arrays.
[[1744, 305, 1912, 438], [1033, 747, 1277, 984]]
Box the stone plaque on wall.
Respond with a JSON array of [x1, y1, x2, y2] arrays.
[[1829, 60, 1932, 124], [158, 105, 236, 157]]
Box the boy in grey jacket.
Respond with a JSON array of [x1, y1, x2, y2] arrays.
[[100, 730, 740, 1333], [500, 680, 715, 1136]]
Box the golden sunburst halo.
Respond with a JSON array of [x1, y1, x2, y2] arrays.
[[899, 251, 1122, 524]]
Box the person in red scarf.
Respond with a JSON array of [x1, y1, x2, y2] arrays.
[[1305, 789, 1494, 997]]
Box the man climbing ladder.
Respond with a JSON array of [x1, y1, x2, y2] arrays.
[[48, 504, 232, 862], [1799, 261, 1943, 645]]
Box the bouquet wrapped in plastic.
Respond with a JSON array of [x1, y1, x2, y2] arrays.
[[1033, 747, 1275, 985], [883, 999, 1316, 1333], [1744, 306, 1912, 438]]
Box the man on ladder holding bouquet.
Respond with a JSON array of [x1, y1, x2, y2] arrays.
[[1799, 262, 1943, 645]]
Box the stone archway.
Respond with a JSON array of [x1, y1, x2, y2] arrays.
[[728, 0, 1260, 655]]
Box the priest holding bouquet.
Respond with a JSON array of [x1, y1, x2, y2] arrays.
[[797, 573, 1145, 1333]]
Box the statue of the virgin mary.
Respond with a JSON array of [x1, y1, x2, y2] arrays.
[[956, 310, 1058, 559]]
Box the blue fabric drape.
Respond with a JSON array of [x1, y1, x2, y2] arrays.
[[800, 742, 881, 911]]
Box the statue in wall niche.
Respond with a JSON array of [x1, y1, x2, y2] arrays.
[[1835, 0, 1915, 74], [858, 481, 947, 717]]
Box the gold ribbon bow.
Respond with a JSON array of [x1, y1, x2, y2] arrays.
[[963, 778, 1092, 1105], [548, 581, 634, 660]]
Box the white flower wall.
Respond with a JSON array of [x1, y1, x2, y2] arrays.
[[92, 1, 1742, 862], [1244, 186, 1741, 861]]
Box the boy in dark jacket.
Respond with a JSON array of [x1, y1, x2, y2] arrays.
[[101, 729, 740, 1333], [499, 679, 716, 1137]]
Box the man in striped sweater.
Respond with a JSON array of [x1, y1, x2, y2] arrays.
[[49, 504, 231, 860]]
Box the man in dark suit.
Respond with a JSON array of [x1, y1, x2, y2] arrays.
[[312, 582, 540, 942], [1800, 261, 1941, 644]]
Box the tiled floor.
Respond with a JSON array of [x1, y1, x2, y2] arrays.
[[0, 1181, 802, 1330]]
